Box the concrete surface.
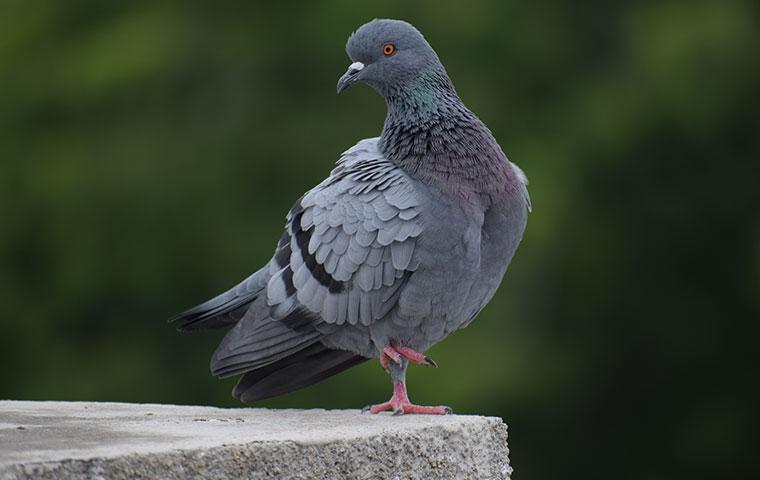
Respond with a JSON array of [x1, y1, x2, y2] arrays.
[[0, 401, 512, 479]]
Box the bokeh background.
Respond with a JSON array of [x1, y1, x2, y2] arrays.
[[1, 1, 758, 478]]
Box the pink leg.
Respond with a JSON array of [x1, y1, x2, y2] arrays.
[[382, 346, 402, 367], [364, 381, 452, 415], [379, 353, 390, 370]]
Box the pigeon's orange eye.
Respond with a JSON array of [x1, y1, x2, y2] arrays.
[[382, 44, 396, 56]]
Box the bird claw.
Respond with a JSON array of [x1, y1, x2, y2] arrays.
[[423, 356, 438, 368]]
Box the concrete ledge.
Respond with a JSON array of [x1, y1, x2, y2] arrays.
[[0, 401, 512, 479]]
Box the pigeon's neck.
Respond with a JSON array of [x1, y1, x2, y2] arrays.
[[379, 84, 515, 208]]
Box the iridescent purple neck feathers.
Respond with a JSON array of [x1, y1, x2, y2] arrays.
[[379, 82, 517, 209]]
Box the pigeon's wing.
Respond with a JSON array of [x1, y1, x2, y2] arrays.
[[266, 138, 424, 328]]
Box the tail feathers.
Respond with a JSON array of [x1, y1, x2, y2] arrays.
[[211, 313, 322, 378], [233, 342, 367, 402], [171, 266, 270, 331]]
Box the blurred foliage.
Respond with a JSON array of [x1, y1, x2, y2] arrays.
[[1, 1, 758, 479]]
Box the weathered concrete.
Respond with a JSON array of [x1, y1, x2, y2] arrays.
[[0, 401, 512, 479]]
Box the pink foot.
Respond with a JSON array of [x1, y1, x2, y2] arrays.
[[395, 346, 438, 368], [381, 345, 437, 369], [363, 382, 452, 416]]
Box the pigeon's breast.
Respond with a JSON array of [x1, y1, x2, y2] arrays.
[[463, 191, 529, 325], [388, 180, 527, 349]]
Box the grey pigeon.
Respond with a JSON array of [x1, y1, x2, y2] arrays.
[[172, 19, 530, 415]]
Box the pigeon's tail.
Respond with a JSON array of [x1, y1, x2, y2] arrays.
[[170, 266, 271, 331], [231, 342, 367, 402], [211, 307, 366, 400]]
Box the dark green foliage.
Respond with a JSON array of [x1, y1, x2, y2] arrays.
[[0, 1, 757, 478]]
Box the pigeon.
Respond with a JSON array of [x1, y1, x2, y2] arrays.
[[172, 19, 530, 415]]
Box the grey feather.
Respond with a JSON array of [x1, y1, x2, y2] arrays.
[[365, 247, 384, 266], [266, 268, 289, 306], [390, 239, 414, 270], [347, 237, 370, 265], [324, 252, 340, 274]]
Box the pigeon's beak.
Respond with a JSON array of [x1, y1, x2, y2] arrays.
[[337, 61, 364, 93]]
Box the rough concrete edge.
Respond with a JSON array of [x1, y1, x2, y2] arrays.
[[1, 418, 511, 480]]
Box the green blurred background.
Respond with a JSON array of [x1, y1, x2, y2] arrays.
[[1, 1, 758, 478]]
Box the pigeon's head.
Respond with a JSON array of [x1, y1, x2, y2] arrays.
[[337, 19, 451, 98]]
